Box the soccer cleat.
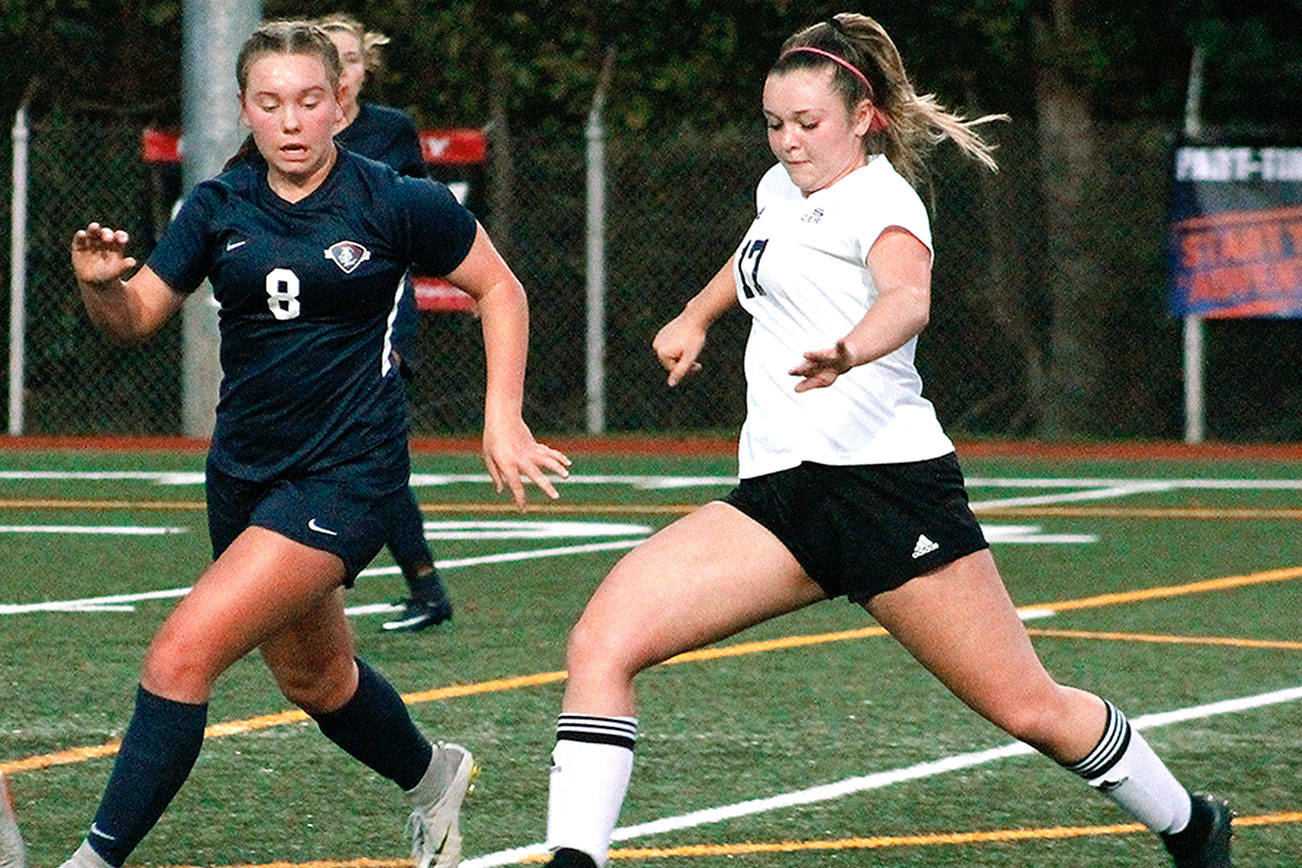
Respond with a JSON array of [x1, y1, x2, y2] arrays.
[[407, 743, 475, 868], [0, 774, 26, 868], [1162, 792, 1233, 868], [544, 848, 598, 868], [383, 594, 453, 632]]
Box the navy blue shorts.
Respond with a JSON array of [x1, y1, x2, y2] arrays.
[[206, 458, 404, 585], [722, 454, 989, 603]]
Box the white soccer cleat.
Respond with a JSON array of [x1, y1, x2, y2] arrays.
[[407, 743, 475, 868], [0, 773, 26, 868]]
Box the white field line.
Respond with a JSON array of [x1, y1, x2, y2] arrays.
[[980, 525, 1096, 544], [0, 526, 1077, 617], [0, 538, 646, 615], [4, 470, 1302, 492], [969, 482, 1179, 511], [0, 525, 188, 535], [464, 684, 1302, 867]]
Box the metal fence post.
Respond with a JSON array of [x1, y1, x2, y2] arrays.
[[585, 51, 615, 435], [1182, 45, 1206, 444], [8, 104, 28, 436], [180, 0, 262, 437]]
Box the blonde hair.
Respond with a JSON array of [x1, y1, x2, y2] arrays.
[[236, 19, 341, 94], [317, 13, 391, 75], [773, 13, 1007, 184]]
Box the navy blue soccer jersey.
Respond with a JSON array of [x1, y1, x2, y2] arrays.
[[145, 147, 476, 487], [335, 102, 426, 179]]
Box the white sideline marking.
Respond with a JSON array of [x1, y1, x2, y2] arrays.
[[980, 524, 1096, 544], [343, 539, 646, 615], [0, 525, 188, 535], [971, 482, 1179, 510], [0, 529, 1066, 617], [0, 538, 646, 616], [463, 684, 1302, 867], [4, 469, 1302, 493], [418, 520, 650, 539]]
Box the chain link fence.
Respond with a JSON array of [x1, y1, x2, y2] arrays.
[[4, 108, 1301, 440]]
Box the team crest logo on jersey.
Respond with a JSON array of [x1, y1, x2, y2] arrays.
[[324, 240, 372, 274]]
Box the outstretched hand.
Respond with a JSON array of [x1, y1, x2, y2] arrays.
[[652, 313, 706, 387], [71, 223, 137, 288], [789, 339, 857, 392], [482, 418, 572, 510]]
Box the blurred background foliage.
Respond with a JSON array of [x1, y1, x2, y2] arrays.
[[3, 1, 1301, 439]]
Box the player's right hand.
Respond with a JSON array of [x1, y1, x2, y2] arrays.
[[71, 223, 137, 287], [652, 313, 706, 387]]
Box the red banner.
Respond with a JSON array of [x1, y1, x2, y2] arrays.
[[142, 127, 487, 167]]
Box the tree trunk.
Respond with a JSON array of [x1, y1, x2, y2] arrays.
[[976, 135, 1049, 433], [1033, 0, 1110, 437]]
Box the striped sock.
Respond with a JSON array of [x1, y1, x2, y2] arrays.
[[546, 714, 638, 867], [1063, 700, 1192, 833]]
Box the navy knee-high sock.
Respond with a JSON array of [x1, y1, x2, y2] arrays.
[[310, 658, 433, 790], [86, 686, 207, 867]]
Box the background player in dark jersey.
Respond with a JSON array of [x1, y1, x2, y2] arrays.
[[319, 11, 452, 633], [55, 21, 568, 868]]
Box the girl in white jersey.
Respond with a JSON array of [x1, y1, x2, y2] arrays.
[[542, 14, 1230, 868]]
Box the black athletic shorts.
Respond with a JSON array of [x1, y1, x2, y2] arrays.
[[206, 457, 402, 585], [722, 453, 989, 602]]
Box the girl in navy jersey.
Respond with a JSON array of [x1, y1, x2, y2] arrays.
[[318, 12, 454, 633], [541, 14, 1229, 868], [59, 21, 567, 868]]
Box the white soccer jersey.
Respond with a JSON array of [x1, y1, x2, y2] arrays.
[[733, 155, 955, 478]]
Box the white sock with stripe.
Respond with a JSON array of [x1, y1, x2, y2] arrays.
[[1064, 700, 1193, 833], [546, 714, 638, 866]]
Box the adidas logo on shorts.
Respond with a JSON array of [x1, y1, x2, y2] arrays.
[[911, 534, 940, 559]]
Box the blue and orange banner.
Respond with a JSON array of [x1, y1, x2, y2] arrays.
[[1169, 145, 1302, 318]]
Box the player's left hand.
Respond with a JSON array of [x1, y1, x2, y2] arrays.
[[790, 338, 857, 392], [482, 418, 571, 509]]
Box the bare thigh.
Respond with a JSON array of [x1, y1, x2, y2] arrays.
[[563, 501, 827, 715], [864, 549, 1105, 761], [141, 526, 347, 703]]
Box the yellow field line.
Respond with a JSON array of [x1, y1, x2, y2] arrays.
[[7, 499, 1302, 520], [0, 671, 570, 775], [5, 566, 1300, 777], [591, 811, 1302, 860], [1027, 627, 1302, 651], [1039, 565, 1302, 612], [148, 812, 1302, 868]]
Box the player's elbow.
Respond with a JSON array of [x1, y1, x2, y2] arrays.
[[94, 313, 160, 346], [896, 284, 930, 335]]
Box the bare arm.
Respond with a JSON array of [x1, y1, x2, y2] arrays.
[[445, 222, 571, 507], [71, 223, 186, 344], [789, 228, 931, 392], [651, 255, 740, 387]]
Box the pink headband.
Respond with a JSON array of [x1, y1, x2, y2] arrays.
[[780, 46, 875, 101]]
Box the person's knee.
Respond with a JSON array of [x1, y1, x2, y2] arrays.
[[565, 614, 644, 683], [141, 630, 222, 701]]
